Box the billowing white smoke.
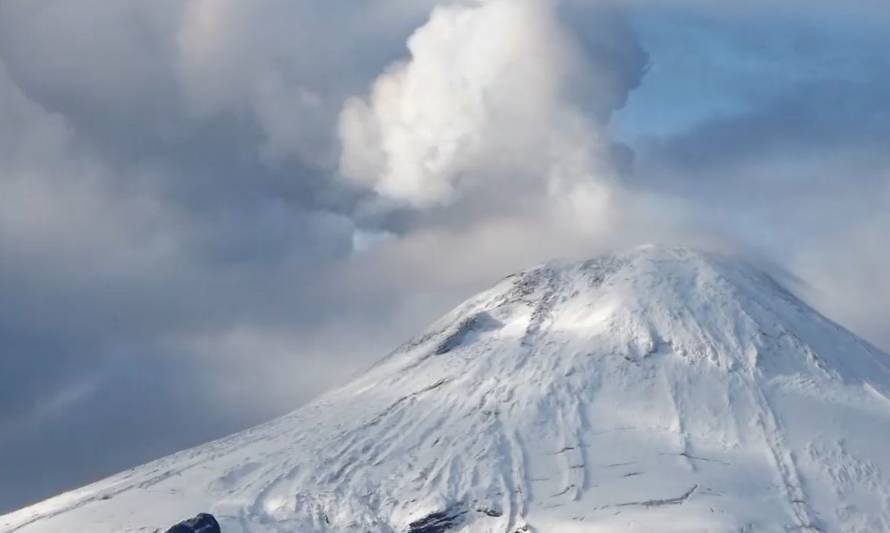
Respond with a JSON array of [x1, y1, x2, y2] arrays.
[[338, 0, 617, 213]]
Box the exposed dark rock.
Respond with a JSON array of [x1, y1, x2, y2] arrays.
[[434, 312, 502, 355], [407, 505, 467, 533], [165, 513, 221, 533]]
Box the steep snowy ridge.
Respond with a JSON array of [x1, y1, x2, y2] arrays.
[[3, 246, 890, 532]]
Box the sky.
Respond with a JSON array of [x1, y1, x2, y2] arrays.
[[0, 0, 888, 513]]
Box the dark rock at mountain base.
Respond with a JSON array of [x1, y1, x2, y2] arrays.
[[165, 513, 221, 533]]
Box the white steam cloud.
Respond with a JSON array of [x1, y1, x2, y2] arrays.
[[338, 0, 618, 213]]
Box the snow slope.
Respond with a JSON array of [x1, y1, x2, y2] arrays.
[[3, 246, 890, 533]]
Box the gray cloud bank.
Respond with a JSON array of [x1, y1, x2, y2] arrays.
[[0, 0, 888, 513]]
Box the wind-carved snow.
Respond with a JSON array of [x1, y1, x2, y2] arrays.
[[3, 246, 890, 533]]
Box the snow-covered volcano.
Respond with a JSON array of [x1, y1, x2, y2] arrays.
[[4, 246, 890, 533]]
